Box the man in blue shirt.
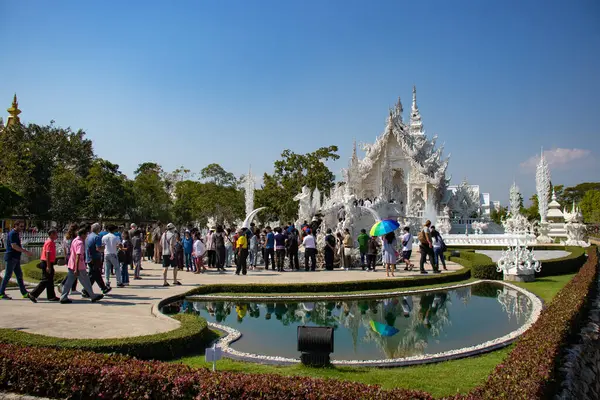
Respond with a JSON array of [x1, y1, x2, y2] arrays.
[[84, 223, 110, 297], [182, 230, 194, 272], [264, 226, 275, 270], [0, 220, 34, 300]]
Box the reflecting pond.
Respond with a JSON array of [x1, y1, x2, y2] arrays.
[[164, 282, 533, 361]]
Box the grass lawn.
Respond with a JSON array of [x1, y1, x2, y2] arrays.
[[177, 272, 576, 398]]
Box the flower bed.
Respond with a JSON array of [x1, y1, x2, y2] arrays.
[[0, 343, 435, 400], [0, 314, 216, 361]]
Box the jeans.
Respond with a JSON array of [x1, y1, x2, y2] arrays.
[[433, 247, 446, 269], [88, 259, 108, 291], [30, 261, 57, 299], [304, 248, 317, 271], [60, 269, 97, 301], [132, 251, 142, 277], [104, 253, 122, 286], [367, 254, 377, 270], [236, 249, 248, 275], [0, 258, 27, 295], [264, 248, 275, 270], [419, 245, 436, 272], [275, 249, 286, 271], [120, 262, 130, 284], [360, 251, 366, 266], [225, 246, 233, 267], [288, 248, 300, 270], [184, 252, 193, 271], [216, 247, 226, 269], [207, 250, 217, 267], [249, 249, 258, 266]]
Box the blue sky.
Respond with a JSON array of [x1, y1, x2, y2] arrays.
[[1, 0, 599, 204]]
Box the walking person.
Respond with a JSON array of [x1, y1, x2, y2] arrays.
[[274, 227, 286, 272], [59, 223, 79, 294], [323, 229, 336, 271], [29, 229, 60, 302], [152, 223, 162, 264], [430, 226, 447, 271], [401, 226, 415, 271], [357, 229, 369, 270], [82, 223, 110, 297], [336, 232, 346, 270], [192, 233, 206, 274], [286, 228, 300, 271], [183, 231, 194, 272], [161, 223, 181, 286], [103, 224, 123, 288], [302, 229, 317, 271], [145, 229, 154, 262], [174, 232, 184, 271], [235, 228, 249, 275], [0, 220, 34, 300], [382, 231, 398, 277], [214, 225, 227, 273], [60, 228, 104, 304], [248, 228, 259, 270], [418, 220, 438, 274], [366, 235, 379, 271], [131, 230, 143, 279], [342, 228, 353, 270], [264, 226, 275, 270], [225, 228, 234, 268], [119, 231, 132, 286], [205, 228, 217, 269]]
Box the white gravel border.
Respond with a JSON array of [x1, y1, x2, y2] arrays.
[[196, 280, 543, 367]]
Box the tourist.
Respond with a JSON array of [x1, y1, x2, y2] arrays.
[[323, 228, 336, 271], [382, 231, 397, 277], [357, 228, 369, 269], [128, 223, 137, 238], [103, 224, 124, 288], [430, 226, 447, 271], [119, 231, 132, 286], [225, 228, 234, 268], [29, 229, 60, 302], [192, 233, 206, 273], [401, 226, 415, 271], [160, 222, 181, 285], [259, 228, 267, 266], [303, 229, 317, 271], [366, 235, 379, 271], [274, 227, 286, 272], [183, 230, 194, 272], [152, 222, 162, 264], [336, 232, 345, 270], [131, 230, 143, 279], [60, 228, 104, 304], [286, 228, 300, 271], [205, 227, 216, 269], [264, 226, 275, 270], [343, 228, 353, 270], [0, 221, 35, 300], [248, 228, 259, 270], [145, 229, 154, 262], [418, 220, 438, 274], [174, 232, 185, 271], [59, 223, 79, 294], [84, 223, 110, 295], [214, 225, 227, 273], [235, 228, 249, 275]]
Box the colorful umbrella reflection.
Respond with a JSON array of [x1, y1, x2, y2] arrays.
[[369, 320, 400, 337]]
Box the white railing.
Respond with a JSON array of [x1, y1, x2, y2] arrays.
[[2, 231, 66, 247], [443, 233, 538, 246]]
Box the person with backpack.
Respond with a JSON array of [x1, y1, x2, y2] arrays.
[[366, 235, 379, 271], [401, 226, 415, 271], [214, 225, 227, 273], [430, 226, 448, 271], [323, 228, 336, 271], [152, 223, 162, 264], [418, 220, 439, 274], [286, 228, 300, 271]]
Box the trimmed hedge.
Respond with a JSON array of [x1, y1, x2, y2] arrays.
[[20, 259, 67, 284], [0, 344, 434, 400], [535, 246, 586, 277], [458, 246, 599, 399], [447, 251, 502, 280], [0, 314, 217, 361]]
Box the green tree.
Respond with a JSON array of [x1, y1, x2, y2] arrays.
[[49, 165, 88, 229], [490, 205, 508, 225], [256, 146, 339, 222], [523, 194, 540, 222], [580, 190, 600, 223], [562, 182, 600, 205], [0, 184, 22, 217], [133, 162, 171, 222], [86, 159, 130, 220], [200, 163, 237, 187]]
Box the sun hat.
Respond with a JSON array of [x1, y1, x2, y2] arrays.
[[166, 223, 175, 230]]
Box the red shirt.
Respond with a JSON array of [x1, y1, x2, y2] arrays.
[[41, 238, 56, 263]]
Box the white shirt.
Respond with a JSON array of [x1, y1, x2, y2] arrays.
[[102, 233, 121, 255], [432, 235, 443, 249], [402, 232, 413, 251], [193, 239, 205, 257], [302, 235, 316, 249], [161, 231, 175, 256]]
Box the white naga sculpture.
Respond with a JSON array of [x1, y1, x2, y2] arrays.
[[502, 182, 532, 234], [293, 185, 322, 227], [497, 236, 542, 282], [535, 150, 553, 243], [563, 203, 589, 247]]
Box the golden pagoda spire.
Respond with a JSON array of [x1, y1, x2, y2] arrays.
[[6, 93, 21, 127]]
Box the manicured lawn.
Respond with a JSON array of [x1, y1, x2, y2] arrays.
[[178, 272, 577, 398]]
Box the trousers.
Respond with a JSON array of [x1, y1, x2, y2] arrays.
[[89, 259, 108, 291], [60, 269, 96, 301], [275, 249, 286, 271], [104, 253, 122, 286], [0, 258, 27, 295], [236, 248, 248, 275], [288, 248, 300, 270], [30, 261, 57, 299], [419, 245, 436, 272], [264, 248, 275, 270], [304, 248, 317, 271]]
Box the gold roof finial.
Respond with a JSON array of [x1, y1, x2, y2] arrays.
[[6, 93, 21, 126]]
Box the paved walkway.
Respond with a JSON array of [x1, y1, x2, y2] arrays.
[[0, 255, 460, 339]]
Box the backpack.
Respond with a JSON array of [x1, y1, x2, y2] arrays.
[[440, 235, 447, 252], [417, 230, 428, 245], [152, 228, 161, 242]]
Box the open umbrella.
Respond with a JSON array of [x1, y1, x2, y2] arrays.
[[369, 320, 400, 337], [370, 219, 400, 236]]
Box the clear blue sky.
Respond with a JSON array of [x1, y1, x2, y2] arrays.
[[1, 0, 599, 205]]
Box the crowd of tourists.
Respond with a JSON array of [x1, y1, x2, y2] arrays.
[[0, 218, 448, 302]]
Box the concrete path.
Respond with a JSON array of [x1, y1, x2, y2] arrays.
[[0, 255, 459, 339]]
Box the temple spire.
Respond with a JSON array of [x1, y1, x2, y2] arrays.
[[6, 93, 21, 127], [409, 85, 424, 135]]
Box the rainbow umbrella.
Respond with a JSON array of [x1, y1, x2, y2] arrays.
[[369, 219, 400, 236], [369, 320, 400, 337]]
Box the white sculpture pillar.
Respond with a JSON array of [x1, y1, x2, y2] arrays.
[[536, 150, 552, 243]]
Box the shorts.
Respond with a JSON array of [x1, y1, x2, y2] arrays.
[[402, 250, 412, 260], [162, 254, 176, 268]]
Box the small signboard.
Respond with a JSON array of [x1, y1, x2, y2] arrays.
[[205, 343, 222, 371]]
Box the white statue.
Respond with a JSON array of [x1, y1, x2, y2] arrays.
[[563, 202, 589, 246], [294, 186, 313, 224], [536, 150, 551, 223]]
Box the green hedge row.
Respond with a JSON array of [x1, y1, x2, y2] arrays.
[[0, 314, 217, 361], [21, 259, 67, 284], [535, 246, 587, 277], [447, 251, 502, 280]]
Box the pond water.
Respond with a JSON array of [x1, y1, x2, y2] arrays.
[[164, 282, 533, 361]]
